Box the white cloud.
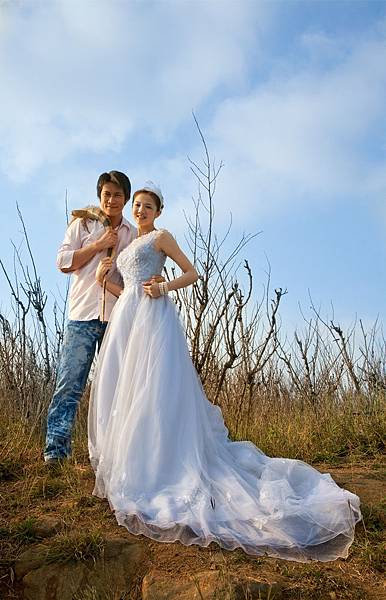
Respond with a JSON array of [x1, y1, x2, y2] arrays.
[[0, 0, 272, 181], [1, 3, 385, 333], [207, 30, 386, 221]]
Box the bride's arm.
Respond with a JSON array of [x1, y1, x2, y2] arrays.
[[143, 231, 198, 297]]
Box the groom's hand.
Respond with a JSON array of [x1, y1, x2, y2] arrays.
[[95, 229, 118, 252]]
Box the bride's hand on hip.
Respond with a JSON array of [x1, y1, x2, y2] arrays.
[[143, 281, 161, 298], [143, 275, 165, 285], [96, 257, 113, 284]]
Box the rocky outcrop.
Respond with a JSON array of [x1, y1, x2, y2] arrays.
[[142, 569, 282, 600], [15, 532, 282, 600], [15, 545, 48, 580], [16, 536, 145, 600]]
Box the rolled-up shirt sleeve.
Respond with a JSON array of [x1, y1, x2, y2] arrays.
[[56, 220, 82, 271]]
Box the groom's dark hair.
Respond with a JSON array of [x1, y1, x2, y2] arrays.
[[97, 171, 131, 204]]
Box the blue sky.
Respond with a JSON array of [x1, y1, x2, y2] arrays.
[[0, 0, 385, 336]]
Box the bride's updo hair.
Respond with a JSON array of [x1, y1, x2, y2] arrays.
[[133, 181, 164, 211]]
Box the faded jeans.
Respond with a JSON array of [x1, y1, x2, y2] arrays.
[[44, 319, 107, 461]]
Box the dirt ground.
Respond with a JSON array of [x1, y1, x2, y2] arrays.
[[0, 456, 385, 599]]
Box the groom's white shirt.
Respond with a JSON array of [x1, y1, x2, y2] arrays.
[[57, 216, 136, 321]]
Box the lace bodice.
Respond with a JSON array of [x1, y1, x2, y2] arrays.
[[117, 229, 166, 287]]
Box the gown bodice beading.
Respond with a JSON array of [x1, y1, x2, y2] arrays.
[[117, 230, 166, 289]]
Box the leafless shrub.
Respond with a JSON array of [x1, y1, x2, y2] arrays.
[[168, 115, 283, 409], [0, 123, 384, 462], [167, 118, 385, 457], [0, 203, 66, 425]]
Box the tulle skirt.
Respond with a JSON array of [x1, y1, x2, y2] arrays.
[[88, 284, 361, 562]]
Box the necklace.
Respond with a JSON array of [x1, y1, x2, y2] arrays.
[[137, 228, 157, 238]]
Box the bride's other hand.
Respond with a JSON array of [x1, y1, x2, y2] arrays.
[[142, 281, 162, 298], [96, 257, 113, 284], [143, 274, 165, 286]]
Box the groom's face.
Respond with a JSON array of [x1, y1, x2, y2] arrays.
[[100, 182, 126, 220]]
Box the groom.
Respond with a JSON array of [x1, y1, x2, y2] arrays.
[[44, 170, 136, 465]]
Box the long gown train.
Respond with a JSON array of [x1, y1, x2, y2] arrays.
[[88, 229, 361, 562]]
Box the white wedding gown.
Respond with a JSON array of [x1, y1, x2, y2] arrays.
[[88, 229, 361, 562]]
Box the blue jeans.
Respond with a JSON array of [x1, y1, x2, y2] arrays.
[[44, 319, 107, 461]]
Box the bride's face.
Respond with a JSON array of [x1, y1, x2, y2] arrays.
[[132, 193, 160, 229]]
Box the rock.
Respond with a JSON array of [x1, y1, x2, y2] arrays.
[[102, 536, 137, 559], [23, 561, 86, 600], [15, 545, 48, 579], [142, 570, 282, 600], [142, 571, 220, 600], [234, 579, 282, 599], [20, 537, 145, 600], [32, 517, 62, 539]]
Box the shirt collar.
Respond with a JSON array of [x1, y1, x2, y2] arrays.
[[116, 215, 135, 232]]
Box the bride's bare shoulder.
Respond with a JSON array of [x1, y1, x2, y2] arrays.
[[154, 229, 176, 250]]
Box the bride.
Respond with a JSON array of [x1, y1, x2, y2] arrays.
[[88, 181, 361, 562]]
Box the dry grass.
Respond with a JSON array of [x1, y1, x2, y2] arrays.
[[0, 406, 385, 600], [223, 392, 385, 464]]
